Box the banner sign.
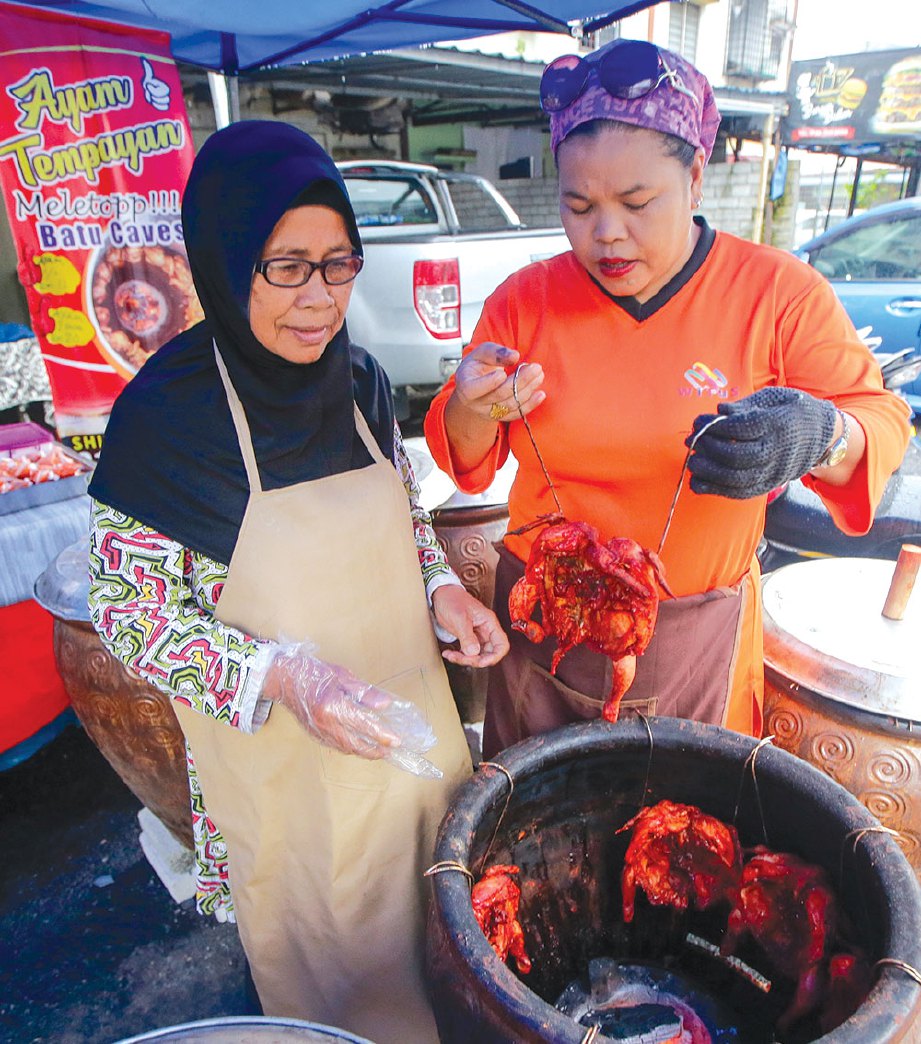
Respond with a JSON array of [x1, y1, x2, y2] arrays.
[[784, 48, 921, 156], [0, 3, 200, 451]]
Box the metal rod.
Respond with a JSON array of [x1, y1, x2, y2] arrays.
[[512, 365, 563, 519]]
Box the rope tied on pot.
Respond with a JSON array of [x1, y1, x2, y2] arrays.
[[733, 734, 774, 847], [422, 762, 516, 885], [838, 824, 902, 891], [423, 860, 474, 885], [837, 823, 909, 957], [876, 957, 921, 987], [580, 1025, 602, 1044]]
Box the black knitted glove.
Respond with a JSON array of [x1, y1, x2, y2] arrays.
[[686, 387, 838, 499]]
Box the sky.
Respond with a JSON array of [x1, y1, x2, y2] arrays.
[[791, 0, 921, 60]]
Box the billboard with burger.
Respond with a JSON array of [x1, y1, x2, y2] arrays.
[[785, 47, 921, 151], [872, 54, 921, 136]]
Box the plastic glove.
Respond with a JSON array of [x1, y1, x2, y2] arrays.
[[267, 643, 442, 779], [687, 387, 837, 499]]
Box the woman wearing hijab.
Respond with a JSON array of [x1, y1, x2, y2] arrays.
[[88, 120, 507, 1042], [425, 39, 910, 757]]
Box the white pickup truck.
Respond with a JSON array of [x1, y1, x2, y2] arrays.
[[338, 160, 569, 415]]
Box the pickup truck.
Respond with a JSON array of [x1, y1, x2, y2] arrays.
[[338, 160, 570, 416]]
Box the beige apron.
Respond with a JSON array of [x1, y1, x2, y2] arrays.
[[172, 346, 471, 1043]]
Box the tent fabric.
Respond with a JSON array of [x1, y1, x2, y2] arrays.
[[0, 0, 656, 72]]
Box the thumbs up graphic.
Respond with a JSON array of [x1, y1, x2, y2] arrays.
[[141, 57, 171, 112]]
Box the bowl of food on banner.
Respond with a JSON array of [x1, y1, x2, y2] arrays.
[[84, 235, 203, 380]]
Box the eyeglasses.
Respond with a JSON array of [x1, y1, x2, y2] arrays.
[[540, 40, 699, 114], [254, 254, 364, 288]]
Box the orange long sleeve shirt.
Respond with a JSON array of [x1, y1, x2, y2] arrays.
[[425, 230, 911, 734]]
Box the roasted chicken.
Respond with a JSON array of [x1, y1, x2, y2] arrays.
[[471, 864, 532, 974], [722, 847, 838, 1032], [617, 800, 743, 923], [508, 520, 672, 722], [820, 951, 872, 1033]]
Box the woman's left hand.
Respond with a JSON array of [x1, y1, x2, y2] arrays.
[[431, 585, 510, 668]]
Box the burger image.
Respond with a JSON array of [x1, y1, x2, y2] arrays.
[[837, 77, 867, 111], [872, 54, 921, 134]]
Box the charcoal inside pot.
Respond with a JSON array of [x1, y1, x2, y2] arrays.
[[556, 957, 755, 1042]]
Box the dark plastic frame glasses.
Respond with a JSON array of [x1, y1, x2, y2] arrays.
[[255, 254, 364, 287], [540, 40, 698, 114]]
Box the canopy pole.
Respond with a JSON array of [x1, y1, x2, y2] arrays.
[[208, 71, 240, 129], [846, 157, 863, 218], [752, 110, 775, 245]]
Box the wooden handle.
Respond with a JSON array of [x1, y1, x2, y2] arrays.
[[881, 544, 921, 621]]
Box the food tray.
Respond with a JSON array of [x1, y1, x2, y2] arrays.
[[0, 423, 93, 516]]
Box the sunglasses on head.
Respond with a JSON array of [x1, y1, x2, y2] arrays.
[[540, 40, 699, 113]]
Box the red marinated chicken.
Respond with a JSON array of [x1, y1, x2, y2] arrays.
[[471, 864, 532, 974], [722, 847, 838, 1032], [820, 951, 872, 1033], [617, 800, 743, 923], [508, 521, 672, 722]]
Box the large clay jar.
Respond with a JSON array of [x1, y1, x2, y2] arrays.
[[762, 558, 921, 878], [34, 539, 193, 849], [427, 718, 921, 1042]]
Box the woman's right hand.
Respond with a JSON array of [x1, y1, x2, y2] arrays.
[[452, 342, 545, 423], [265, 644, 401, 759]]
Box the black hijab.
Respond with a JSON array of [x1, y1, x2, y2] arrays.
[[90, 121, 394, 564]]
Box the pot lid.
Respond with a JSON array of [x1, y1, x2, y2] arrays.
[[762, 557, 921, 720], [115, 1016, 374, 1043], [33, 536, 91, 622], [404, 436, 515, 513]]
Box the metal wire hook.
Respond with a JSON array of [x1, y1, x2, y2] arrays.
[[658, 414, 727, 556], [477, 761, 516, 873], [733, 735, 774, 846], [511, 364, 564, 518]]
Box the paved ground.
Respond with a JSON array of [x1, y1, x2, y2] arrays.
[[0, 724, 251, 1044]]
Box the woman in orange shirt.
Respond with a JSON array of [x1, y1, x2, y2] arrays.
[[425, 39, 911, 757]]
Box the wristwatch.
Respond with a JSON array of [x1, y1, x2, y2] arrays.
[[814, 410, 850, 468]]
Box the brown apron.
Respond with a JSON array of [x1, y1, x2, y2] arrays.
[[172, 346, 471, 1043], [483, 544, 748, 758]]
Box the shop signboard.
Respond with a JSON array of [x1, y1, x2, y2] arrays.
[[0, 3, 199, 452], [784, 47, 921, 153]]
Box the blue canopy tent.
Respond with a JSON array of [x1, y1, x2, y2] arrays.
[[0, 0, 658, 72]]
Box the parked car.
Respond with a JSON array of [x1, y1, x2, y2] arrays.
[[338, 160, 569, 416], [794, 196, 921, 415]]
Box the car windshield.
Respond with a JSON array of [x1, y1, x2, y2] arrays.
[[811, 212, 921, 281], [345, 176, 438, 227]]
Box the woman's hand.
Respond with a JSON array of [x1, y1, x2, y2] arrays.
[[443, 342, 546, 473], [264, 644, 400, 758], [452, 342, 545, 423], [687, 388, 853, 498], [431, 584, 510, 668]]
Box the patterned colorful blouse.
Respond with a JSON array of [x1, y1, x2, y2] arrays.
[[88, 423, 458, 920]]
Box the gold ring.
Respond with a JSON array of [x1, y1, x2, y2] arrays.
[[489, 402, 511, 421]]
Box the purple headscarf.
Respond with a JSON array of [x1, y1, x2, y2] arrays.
[[549, 39, 721, 163]]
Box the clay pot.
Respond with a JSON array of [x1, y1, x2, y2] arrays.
[[34, 540, 193, 849], [432, 494, 509, 724], [426, 717, 921, 1043], [762, 558, 921, 877]]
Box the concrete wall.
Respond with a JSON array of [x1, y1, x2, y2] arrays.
[[485, 159, 800, 251], [498, 177, 561, 229]]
